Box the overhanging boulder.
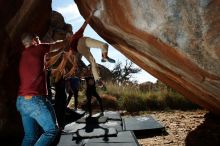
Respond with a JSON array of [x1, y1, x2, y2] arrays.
[[75, 0, 220, 114]]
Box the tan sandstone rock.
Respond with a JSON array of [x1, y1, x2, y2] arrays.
[[75, 0, 220, 115]]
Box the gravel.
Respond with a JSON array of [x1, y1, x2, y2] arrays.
[[136, 110, 220, 146]]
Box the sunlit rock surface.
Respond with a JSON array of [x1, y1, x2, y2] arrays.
[[75, 0, 220, 114]]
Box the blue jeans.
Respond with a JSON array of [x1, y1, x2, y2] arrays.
[[16, 96, 59, 146]]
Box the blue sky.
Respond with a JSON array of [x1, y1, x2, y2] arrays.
[[52, 0, 157, 83]]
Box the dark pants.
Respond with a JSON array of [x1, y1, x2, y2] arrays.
[[86, 89, 104, 116], [54, 78, 67, 129]]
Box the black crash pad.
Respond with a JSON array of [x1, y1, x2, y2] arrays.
[[63, 120, 123, 134], [62, 122, 86, 134], [72, 127, 117, 139], [56, 134, 83, 146], [84, 131, 140, 146], [92, 111, 122, 121], [100, 120, 123, 132], [65, 109, 85, 125], [103, 111, 122, 121], [76, 116, 108, 124], [123, 115, 164, 135], [56, 131, 139, 146]]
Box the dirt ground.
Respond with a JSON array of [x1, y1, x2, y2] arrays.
[[135, 110, 220, 146]]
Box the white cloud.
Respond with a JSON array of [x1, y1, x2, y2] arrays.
[[54, 3, 82, 23]]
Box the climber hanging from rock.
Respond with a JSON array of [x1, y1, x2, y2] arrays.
[[66, 11, 115, 82], [47, 10, 115, 85]]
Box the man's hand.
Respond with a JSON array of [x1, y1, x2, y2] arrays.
[[85, 10, 95, 23]]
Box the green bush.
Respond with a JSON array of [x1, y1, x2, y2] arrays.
[[95, 82, 200, 112], [164, 91, 200, 110], [145, 92, 167, 110], [101, 94, 119, 110], [118, 95, 147, 112]]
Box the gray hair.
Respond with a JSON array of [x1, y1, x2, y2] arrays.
[[21, 32, 36, 46]]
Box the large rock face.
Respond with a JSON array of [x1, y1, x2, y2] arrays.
[[0, 0, 52, 138], [75, 0, 220, 114]]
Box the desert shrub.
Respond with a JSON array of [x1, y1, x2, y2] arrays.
[[145, 92, 167, 110], [118, 95, 147, 112], [85, 82, 200, 112], [101, 94, 119, 110], [164, 91, 200, 110]]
